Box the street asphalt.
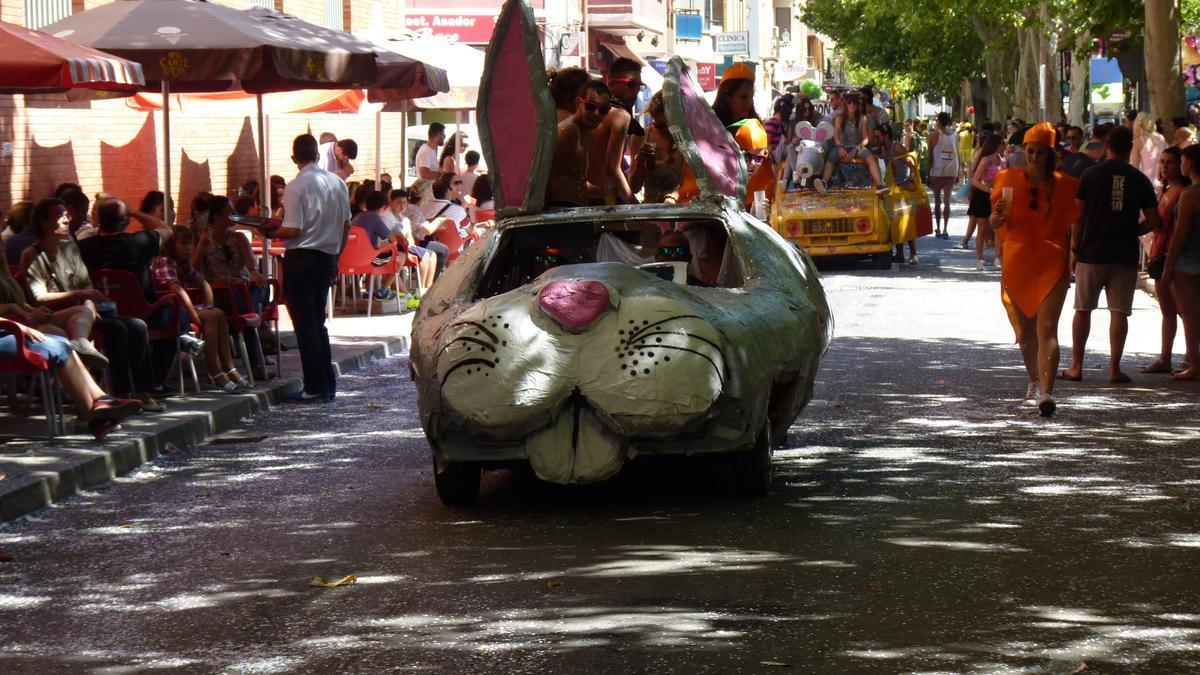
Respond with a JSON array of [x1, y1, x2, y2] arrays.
[[1, 205, 1198, 674]]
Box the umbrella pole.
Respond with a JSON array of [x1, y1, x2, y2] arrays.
[[400, 106, 407, 187], [375, 109, 382, 188], [162, 81, 174, 225], [257, 93, 273, 278]]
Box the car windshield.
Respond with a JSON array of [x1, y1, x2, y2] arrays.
[[475, 217, 743, 298]]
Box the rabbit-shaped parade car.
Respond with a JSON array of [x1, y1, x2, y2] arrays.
[[410, 0, 832, 504]]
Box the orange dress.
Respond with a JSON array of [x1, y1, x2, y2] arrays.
[[990, 168, 1081, 318]]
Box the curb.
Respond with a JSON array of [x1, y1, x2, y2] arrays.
[[0, 335, 409, 523]]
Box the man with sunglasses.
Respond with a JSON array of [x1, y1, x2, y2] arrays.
[[1061, 126, 1095, 178], [548, 80, 613, 207], [587, 58, 646, 205]]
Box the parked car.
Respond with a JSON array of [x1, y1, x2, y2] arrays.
[[409, 1, 831, 504]]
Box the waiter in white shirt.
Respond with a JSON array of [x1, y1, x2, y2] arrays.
[[274, 134, 352, 403], [415, 123, 445, 180]]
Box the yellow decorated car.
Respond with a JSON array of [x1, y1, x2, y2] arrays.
[[770, 155, 932, 268]]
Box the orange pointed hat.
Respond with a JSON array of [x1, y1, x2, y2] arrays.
[[1023, 122, 1057, 147]]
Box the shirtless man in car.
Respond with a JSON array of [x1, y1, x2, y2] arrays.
[[587, 58, 644, 204], [547, 81, 612, 207]]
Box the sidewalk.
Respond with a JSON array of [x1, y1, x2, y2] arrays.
[[0, 312, 414, 522]]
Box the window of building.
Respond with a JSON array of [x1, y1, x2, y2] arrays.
[[711, 0, 725, 30], [246, 0, 272, 7], [24, 0, 71, 29], [774, 7, 790, 32], [324, 0, 343, 31]]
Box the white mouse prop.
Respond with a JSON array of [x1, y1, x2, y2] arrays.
[[787, 121, 835, 188]]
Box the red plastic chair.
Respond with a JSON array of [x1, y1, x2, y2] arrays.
[[432, 220, 467, 264], [92, 269, 200, 395], [337, 230, 402, 317], [0, 318, 63, 436], [210, 282, 264, 385]]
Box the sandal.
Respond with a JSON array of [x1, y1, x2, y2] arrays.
[[208, 373, 239, 393], [226, 370, 250, 390], [1141, 359, 1172, 374]]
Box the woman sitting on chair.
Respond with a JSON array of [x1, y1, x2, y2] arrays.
[[152, 226, 247, 392], [0, 312, 140, 438], [193, 196, 272, 381]]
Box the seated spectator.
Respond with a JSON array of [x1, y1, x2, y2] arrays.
[[79, 198, 202, 388], [654, 231, 709, 287], [153, 226, 248, 392], [349, 182, 370, 219], [351, 191, 402, 301], [20, 212, 163, 410], [469, 175, 495, 223], [400, 181, 450, 276], [460, 151, 482, 197], [78, 192, 112, 241], [269, 175, 286, 218], [11, 208, 108, 369], [817, 92, 887, 194], [60, 189, 90, 240], [381, 189, 437, 293], [0, 319, 141, 438], [2, 201, 32, 248], [421, 174, 469, 227], [643, 168, 682, 204], [140, 191, 166, 221], [187, 191, 213, 239], [5, 198, 54, 265], [193, 196, 272, 381]]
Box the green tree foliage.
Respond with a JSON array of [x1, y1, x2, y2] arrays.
[[801, 0, 982, 99]]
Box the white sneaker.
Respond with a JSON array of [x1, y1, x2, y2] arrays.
[[976, 260, 985, 272], [813, 178, 827, 194], [69, 338, 109, 369], [1023, 382, 1039, 406]]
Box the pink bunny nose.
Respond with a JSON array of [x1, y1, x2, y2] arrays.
[[538, 280, 610, 331]]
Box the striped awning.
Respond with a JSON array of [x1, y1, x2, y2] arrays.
[[0, 19, 145, 96]]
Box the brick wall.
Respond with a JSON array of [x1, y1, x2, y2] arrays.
[[0, 0, 431, 221], [1, 94, 415, 221]]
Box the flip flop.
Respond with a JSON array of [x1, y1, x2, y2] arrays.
[[1057, 370, 1083, 381], [1109, 373, 1132, 384], [1141, 360, 1172, 374]]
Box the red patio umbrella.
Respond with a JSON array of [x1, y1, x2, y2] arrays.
[[0, 20, 145, 98]]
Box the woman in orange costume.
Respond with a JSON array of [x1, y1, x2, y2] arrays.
[[989, 122, 1081, 417]]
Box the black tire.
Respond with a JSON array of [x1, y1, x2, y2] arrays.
[[872, 252, 892, 270], [433, 452, 481, 506], [735, 419, 773, 497]]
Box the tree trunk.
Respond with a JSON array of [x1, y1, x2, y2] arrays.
[[1015, 24, 1042, 120], [972, 16, 1019, 119], [1145, 0, 1185, 121], [1068, 33, 1090, 126], [1039, 3, 1062, 122], [960, 79, 975, 122]]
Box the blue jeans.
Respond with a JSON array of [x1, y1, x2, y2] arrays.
[[282, 249, 338, 396], [0, 331, 72, 368]]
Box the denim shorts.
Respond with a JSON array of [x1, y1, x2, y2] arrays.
[[0, 331, 72, 368]]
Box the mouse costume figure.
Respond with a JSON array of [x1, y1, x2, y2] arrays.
[[788, 121, 835, 188], [410, 0, 832, 504]]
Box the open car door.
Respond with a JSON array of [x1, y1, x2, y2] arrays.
[[476, 0, 557, 217], [662, 57, 747, 207]]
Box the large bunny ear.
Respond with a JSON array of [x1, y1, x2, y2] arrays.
[[661, 57, 747, 205], [796, 122, 815, 141], [814, 122, 834, 144], [476, 0, 557, 216]]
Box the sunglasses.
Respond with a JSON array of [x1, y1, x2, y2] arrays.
[[533, 254, 562, 265], [452, 180, 463, 186], [659, 246, 690, 257], [609, 78, 648, 91], [580, 99, 612, 116], [1029, 186, 1039, 211]]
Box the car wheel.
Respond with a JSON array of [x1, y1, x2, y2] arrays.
[[433, 452, 481, 506], [872, 252, 893, 270], [735, 418, 773, 497]]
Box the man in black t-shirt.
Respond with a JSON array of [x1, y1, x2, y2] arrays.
[[78, 198, 183, 390], [1061, 126, 1160, 384]]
